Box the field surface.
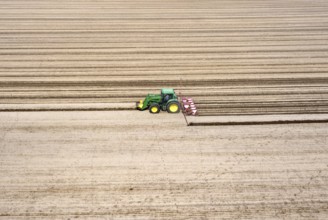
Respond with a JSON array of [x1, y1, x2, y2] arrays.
[[0, 111, 328, 219], [1, 0, 328, 219], [0, 0, 328, 115]]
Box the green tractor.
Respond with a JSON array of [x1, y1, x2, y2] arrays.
[[136, 88, 181, 114]]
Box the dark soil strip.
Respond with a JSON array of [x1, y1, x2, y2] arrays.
[[188, 119, 328, 126]]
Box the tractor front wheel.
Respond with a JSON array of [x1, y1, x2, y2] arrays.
[[149, 103, 160, 114], [167, 101, 180, 113]]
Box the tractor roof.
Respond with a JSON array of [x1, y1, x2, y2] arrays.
[[161, 88, 175, 94]]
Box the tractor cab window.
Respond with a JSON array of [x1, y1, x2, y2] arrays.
[[162, 93, 172, 103]]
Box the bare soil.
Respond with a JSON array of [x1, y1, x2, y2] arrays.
[[0, 111, 328, 219], [0, 0, 328, 115], [1, 0, 328, 219]]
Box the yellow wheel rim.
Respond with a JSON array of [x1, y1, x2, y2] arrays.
[[169, 104, 179, 112], [151, 106, 158, 113]]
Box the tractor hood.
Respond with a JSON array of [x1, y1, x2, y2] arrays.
[[136, 93, 162, 110]]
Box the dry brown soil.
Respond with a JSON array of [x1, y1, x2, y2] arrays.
[[1, 0, 328, 219], [0, 0, 328, 115], [0, 111, 328, 219]]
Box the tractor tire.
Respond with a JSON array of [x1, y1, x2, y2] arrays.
[[166, 101, 180, 113], [149, 103, 160, 114]]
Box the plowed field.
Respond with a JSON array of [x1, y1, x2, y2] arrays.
[[1, 0, 328, 219], [1, 0, 328, 115]]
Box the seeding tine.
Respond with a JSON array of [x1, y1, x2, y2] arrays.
[[181, 96, 198, 116]]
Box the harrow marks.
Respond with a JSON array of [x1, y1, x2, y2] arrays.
[[0, 0, 327, 115]]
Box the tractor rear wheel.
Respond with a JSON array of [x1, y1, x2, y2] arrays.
[[149, 103, 160, 114], [167, 101, 180, 113]]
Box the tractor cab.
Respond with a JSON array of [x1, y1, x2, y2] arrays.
[[161, 88, 176, 105]]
